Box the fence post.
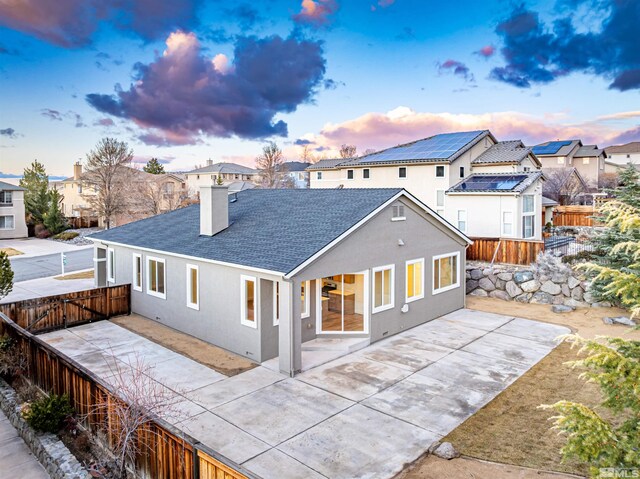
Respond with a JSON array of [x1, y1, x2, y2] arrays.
[[106, 286, 111, 319], [193, 443, 200, 479]]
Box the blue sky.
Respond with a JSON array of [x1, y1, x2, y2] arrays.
[[1, 0, 639, 176]]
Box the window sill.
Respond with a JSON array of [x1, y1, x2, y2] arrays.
[[405, 294, 424, 304], [132, 285, 142, 292], [391, 217, 406, 222], [147, 290, 167, 300], [241, 319, 257, 329], [187, 303, 199, 311], [433, 283, 460, 295], [372, 304, 394, 314]]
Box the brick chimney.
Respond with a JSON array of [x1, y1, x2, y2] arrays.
[[200, 185, 229, 236]]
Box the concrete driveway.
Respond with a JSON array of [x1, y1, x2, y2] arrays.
[[39, 310, 569, 479]]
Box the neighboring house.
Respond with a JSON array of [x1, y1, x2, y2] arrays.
[[542, 196, 558, 226], [542, 167, 589, 205], [90, 186, 471, 376], [308, 131, 545, 241], [531, 140, 606, 187], [278, 161, 311, 188], [0, 181, 28, 239], [604, 141, 640, 166], [185, 161, 258, 195], [604, 160, 640, 175], [227, 181, 256, 193]]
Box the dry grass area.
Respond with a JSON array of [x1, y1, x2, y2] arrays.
[[399, 298, 638, 479], [54, 269, 94, 280], [0, 247, 23, 257], [110, 314, 256, 376]]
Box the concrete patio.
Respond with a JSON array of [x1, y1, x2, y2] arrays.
[[39, 309, 569, 479]]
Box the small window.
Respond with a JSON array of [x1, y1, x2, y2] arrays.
[[107, 248, 115, 283], [583, 158, 590, 165], [273, 281, 280, 326], [457, 210, 467, 233], [436, 190, 445, 208], [433, 252, 460, 294], [147, 256, 166, 299], [363, 168, 370, 179], [347, 169, 354, 180], [459, 166, 465, 178], [502, 211, 513, 235], [197, 175, 200, 180], [406, 259, 424, 303], [186, 264, 199, 310], [392, 204, 405, 221], [317, 171, 322, 180], [436, 165, 445, 177], [0, 191, 12, 204], [557, 158, 564, 165], [522, 195, 535, 238], [78, 184, 82, 194], [372, 265, 394, 313], [301, 281, 310, 318], [627, 154, 631, 159], [398, 167, 407, 178], [241, 275, 257, 328], [0, 215, 14, 229], [132, 254, 142, 292], [523, 166, 531, 172]]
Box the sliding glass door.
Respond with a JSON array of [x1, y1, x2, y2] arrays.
[[318, 272, 368, 333]]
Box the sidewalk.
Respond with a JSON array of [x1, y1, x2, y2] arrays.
[[1, 274, 95, 304], [1, 238, 92, 259], [0, 409, 49, 478]]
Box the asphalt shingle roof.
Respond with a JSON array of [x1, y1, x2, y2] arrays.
[[91, 188, 403, 274], [187, 162, 257, 175], [471, 140, 536, 165], [0, 181, 24, 191], [574, 145, 604, 157], [447, 171, 544, 194], [306, 158, 349, 170], [605, 142, 640, 154]]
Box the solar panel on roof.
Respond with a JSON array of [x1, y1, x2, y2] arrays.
[[358, 130, 484, 163], [457, 174, 528, 191], [532, 140, 572, 155]]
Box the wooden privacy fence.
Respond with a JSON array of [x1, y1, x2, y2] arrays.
[[0, 294, 256, 479], [467, 238, 545, 265], [552, 205, 598, 227], [0, 285, 131, 334]]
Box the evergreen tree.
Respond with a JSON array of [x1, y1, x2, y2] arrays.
[[0, 252, 13, 300], [19, 160, 49, 224], [143, 158, 165, 174], [43, 189, 66, 235]]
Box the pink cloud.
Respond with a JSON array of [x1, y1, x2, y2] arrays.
[[292, 0, 339, 27], [476, 45, 495, 58]]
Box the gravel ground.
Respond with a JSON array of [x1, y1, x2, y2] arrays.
[[50, 227, 102, 246]]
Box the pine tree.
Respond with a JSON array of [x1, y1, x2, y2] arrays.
[[43, 189, 67, 235], [143, 158, 165, 174], [0, 252, 13, 300], [19, 160, 49, 225]]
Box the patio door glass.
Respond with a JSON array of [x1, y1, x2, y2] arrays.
[[320, 273, 366, 332]]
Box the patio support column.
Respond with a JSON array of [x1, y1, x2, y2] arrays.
[[278, 279, 302, 377]]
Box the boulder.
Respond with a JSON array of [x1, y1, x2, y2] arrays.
[[539, 275, 549, 283], [552, 304, 575, 313], [603, 316, 636, 326], [495, 278, 506, 290], [489, 290, 511, 301], [479, 277, 496, 292], [583, 291, 595, 304], [552, 295, 565, 305], [483, 268, 493, 276], [592, 301, 612, 308], [531, 291, 553, 304], [564, 298, 589, 308], [540, 280, 562, 295], [470, 269, 484, 280], [466, 279, 479, 294], [515, 293, 532, 303], [469, 288, 488, 297], [433, 442, 460, 460], [551, 273, 568, 284], [521, 280, 541, 293], [506, 281, 523, 298], [497, 272, 513, 282], [513, 271, 534, 284], [561, 284, 571, 297], [567, 276, 581, 289], [571, 286, 584, 301]]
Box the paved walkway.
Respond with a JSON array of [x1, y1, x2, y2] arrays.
[[39, 310, 569, 479], [0, 409, 49, 479], [0, 275, 94, 304]]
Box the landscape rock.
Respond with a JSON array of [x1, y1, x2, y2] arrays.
[[561, 284, 571, 297], [602, 316, 636, 326], [433, 442, 460, 460], [551, 273, 568, 284], [567, 276, 581, 289], [495, 278, 506, 290], [478, 277, 496, 292], [521, 280, 541, 293], [483, 268, 492, 276], [466, 279, 479, 294], [531, 291, 553, 304], [469, 288, 488, 297], [591, 302, 612, 308], [489, 290, 510, 301], [552, 295, 565, 305], [513, 271, 534, 284], [552, 304, 575, 313], [540, 280, 562, 295], [583, 291, 595, 304], [497, 272, 513, 281], [564, 298, 589, 308], [505, 281, 523, 298], [470, 269, 484, 280], [571, 286, 584, 301], [515, 293, 532, 303]]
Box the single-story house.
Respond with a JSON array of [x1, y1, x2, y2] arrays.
[[90, 187, 471, 376], [0, 181, 28, 239]]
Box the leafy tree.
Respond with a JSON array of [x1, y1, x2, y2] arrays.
[[19, 160, 49, 224], [0, 251, 13, 299], [256, 142, 285, 188], [339, 144, 357, 159], [43, 189, 66, 234], [542, 334, 640, 477], [143, 158, 165, 174]]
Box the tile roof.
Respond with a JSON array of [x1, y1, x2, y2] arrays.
[[306, 158, 349, 170], [604, 142, 640, 154], [471, 140, 539, 166], [447, 171, 544, 194], [0, 180, 24, 191], [90, 188, 404, 274], [187, 162, 257, 175]]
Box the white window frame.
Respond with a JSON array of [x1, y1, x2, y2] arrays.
[[405, 258, 424, 303], [146, 256, 166, 300], [398, 167, 407, 179], [107, 248, 115, 283], [432, 252, 460, 295], [346, 169, 354, 180], [132, 253, 142, 292], [273, 281, 280, 326], [301, 280, 310, 318], [391, 204, 406, 221], [436, 190, 445, 214], [522, 195, 535, 239], [186, 264, 199, 310], [435, 165, 445, 178], [240, 275, 258, 328], [457, 209, 467, 233], [502, 211, 514, 237], [0, 191, 12, 204], [372, 264, 395, 314], [0, 215, 15, 230]]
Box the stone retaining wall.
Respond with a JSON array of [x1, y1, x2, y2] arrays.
[[465, 255, 610, 308], [0, 378, 90, 479]]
